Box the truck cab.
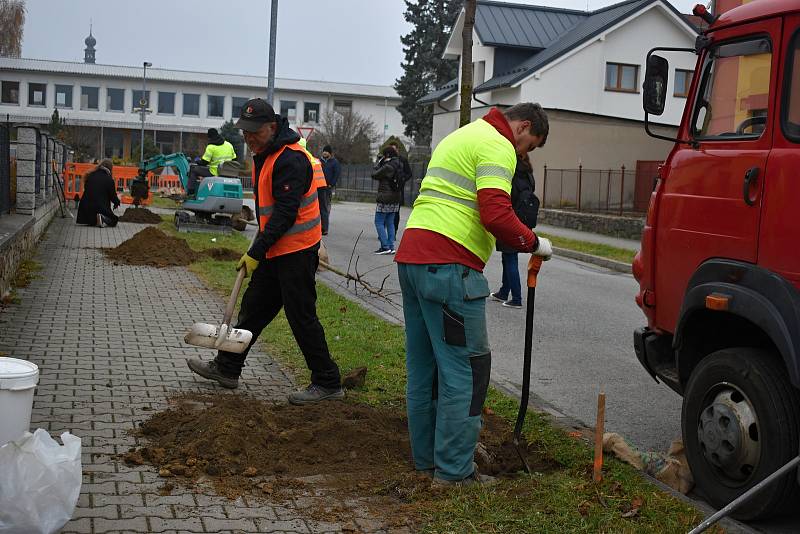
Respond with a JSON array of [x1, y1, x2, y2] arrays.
[[633, 0, 800, 520]]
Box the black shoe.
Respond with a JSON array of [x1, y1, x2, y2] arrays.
[[374, 248, 391, 255], [490, 292, 507, 303], [287, 383, 345, 405], [187, 358, 239, 389]]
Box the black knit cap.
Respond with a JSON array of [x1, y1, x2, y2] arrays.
[[235, 98, 278, 132]]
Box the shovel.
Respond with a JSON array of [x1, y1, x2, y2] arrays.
[[184, 267, 253, 353], [513, 254, 544, 474]]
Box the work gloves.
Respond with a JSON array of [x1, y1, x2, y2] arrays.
[[237, 252, 260, 277], [532, 237, 553, 260]]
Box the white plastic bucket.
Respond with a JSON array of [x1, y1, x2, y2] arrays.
[[0, 357, 39, 447]]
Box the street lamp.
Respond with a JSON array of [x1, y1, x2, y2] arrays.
[[139, 61, 152, 166]]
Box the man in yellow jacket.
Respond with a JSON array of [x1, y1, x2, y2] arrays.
[[395, 103, 552, 487], [187, 128, 236, 196]]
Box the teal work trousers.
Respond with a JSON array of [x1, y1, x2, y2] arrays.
[[398, 262, 492, 481]]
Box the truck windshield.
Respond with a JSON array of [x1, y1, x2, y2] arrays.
[[692, 37, 772, 140], [784, 30, 800, 142]]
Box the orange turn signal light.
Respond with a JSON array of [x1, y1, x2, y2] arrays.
[[705, 293, 730, 311]]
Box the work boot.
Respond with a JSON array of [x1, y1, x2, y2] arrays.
[[186, 358, 239, 389], [287, 383, 345, 405], [431, 463, 498, 488]]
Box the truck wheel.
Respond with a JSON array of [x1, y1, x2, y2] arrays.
[[682, 348, 800, 519]]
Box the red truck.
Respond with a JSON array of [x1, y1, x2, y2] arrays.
[[635, 0, 800, 520]]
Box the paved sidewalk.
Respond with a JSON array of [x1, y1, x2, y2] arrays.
[[0, 220, 397, 534]]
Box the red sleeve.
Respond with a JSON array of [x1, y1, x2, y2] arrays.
[[477, 188, 538, 252]]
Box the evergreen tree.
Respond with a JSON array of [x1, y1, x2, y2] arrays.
[[48, 109, 64, 136], [395, 0, 461, 147], [219, 119, 244, 161]]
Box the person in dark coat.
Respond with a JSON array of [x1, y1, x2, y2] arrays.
[[490, 154, 539, 308], [76, 159, 120, 227], [371, 147, 403, 254], [319, 145, 340, 235], [389, 142, 412, 232]]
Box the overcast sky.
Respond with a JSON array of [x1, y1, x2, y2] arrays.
[[22, 0, 701, 86]]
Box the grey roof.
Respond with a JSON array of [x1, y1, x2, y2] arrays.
[[475, 1, 587, 49], [418, 78, 458, 105], [0, 57, 400, 100], [475, 0, 695, 93]]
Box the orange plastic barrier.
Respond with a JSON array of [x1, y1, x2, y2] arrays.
[[63, 163, 154, 205]]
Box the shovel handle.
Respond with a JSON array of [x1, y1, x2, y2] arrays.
[[527, 255, 544, 288], [222, 268, 246, 327]]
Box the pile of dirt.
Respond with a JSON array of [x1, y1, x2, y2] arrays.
[[118, 207, 163, 224], [104, 227, 199, 267], [203, 247, 241, 261], [123, 393, 557, 506]]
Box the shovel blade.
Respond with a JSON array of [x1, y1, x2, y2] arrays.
[[184, 322, 253, 354]]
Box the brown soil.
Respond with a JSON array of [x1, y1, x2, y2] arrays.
[[104, 227, 199, 267], [123, 393, 558, 523], [203, 247, 241, 261], [118, 207, 163, 224]]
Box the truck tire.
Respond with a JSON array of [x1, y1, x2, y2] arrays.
[[682, 348, 800, 519]]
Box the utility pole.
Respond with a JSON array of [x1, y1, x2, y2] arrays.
[[459, 0, 477, 127], [139, 61, 152, 166], [267, 0, 278, 106]]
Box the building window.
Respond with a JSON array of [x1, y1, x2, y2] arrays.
[[784, 29, 800, 142], [106, 88, 124, 111], [104, 129, 124, 159], [132, 90, 150, 112], [304, 102, 320, 123], [207, 95, 224, 117], [183, 93, 200, 116], [1, 81, 19, 104], [280, 100, 297, 121], [232, 96, 249, 119], [81, 86, 99, 110], [605, 63, 639, 93], [28, 83, 46, 106], [333, 99, 352, 115], [55, 85, 73, 108], [158, 91, 175, 114], [674, 69, 693, 98], [155, 131, 175, 154]]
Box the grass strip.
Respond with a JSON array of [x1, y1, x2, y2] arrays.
[[539, 232, 637, 264], [149, 196, 181, 209], [174, 226, 713, 533]]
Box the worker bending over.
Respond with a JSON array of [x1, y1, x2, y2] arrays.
[[188, 99, 343, 405], [395, 103, 552, 486], [187, 128, 236, 196]]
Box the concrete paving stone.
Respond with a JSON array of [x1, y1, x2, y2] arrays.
[[92, 493, 145, 507], [149, 517, 205, 532], [222, 504, 278, 521], [255, 518, 312, 533], [120, 504, 175, 519], [202, 517, 259, 532], [172, 504, 226, 519], [144, 493, 197, 507], [94, 517, 149, 533], [72, 504, 120, 520], [60, 517, 92, 534]]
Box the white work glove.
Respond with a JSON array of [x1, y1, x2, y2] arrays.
[[532, 237, 553, 260]]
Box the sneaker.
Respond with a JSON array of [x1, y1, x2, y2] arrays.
[[373, 248, 391, 255], [96, 213, 105, 228], [187, 358, 239, 389], [389, 249, 396, 254], [288, 383, 345, 405], [431, 463, 498, 488], [502, 300, 523, 309], [490, 292, 507, 303]]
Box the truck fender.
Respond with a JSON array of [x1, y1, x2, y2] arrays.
[[675, 259, 800, 388]]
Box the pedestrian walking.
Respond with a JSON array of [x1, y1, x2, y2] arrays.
[[187, 99, 343, 405], [395, 103, 552, 486], [371, 146, 403, 254], [490, 153, 540, 309], [320, 145, 340, 235], [390, 141, 413, 232], [76, 159, 120, 228]]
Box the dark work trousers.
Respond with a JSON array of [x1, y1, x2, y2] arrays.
[[215, 247, 341, 389], [318, 186, 332, 234], [188, 165, 213, 196], [394, 188, 405, 231]]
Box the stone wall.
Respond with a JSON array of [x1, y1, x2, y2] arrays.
[[538, 208, 644, 241]]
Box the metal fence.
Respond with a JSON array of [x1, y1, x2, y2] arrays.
[[0, 118, 10, 214], [541, 165, 648, 216]]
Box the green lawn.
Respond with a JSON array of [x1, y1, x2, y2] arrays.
[[149, 196, 180, 209], [539, 232, 637, 264], [174, 229, 714, 533]]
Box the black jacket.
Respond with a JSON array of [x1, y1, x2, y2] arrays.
[[497, 159, 538, 254], [249, 116, 317, 259], [372, 156, 403, 205], [76, 167, 120, 225]]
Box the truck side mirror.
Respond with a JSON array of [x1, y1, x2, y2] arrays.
[[643, 55, 669, 116]]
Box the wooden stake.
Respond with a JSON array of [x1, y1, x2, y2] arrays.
[[593, 391, 606, 482]]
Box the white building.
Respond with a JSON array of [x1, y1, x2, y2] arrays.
[[422, 0, 700, 188], [0, 32, 404, 160]]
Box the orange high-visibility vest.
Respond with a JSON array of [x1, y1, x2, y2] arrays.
[[311, 156, 327, 189], [256, 143, 321, 259]]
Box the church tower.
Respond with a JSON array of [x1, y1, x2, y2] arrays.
[[84, 23, 96, 64]]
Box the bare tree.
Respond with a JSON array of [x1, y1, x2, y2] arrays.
[[309, 110, 378, 164], [459, 0, 477, 127], [0, 0, 25, 58]]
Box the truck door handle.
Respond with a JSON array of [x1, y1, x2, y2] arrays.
[[743, 167, 759, 206]]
